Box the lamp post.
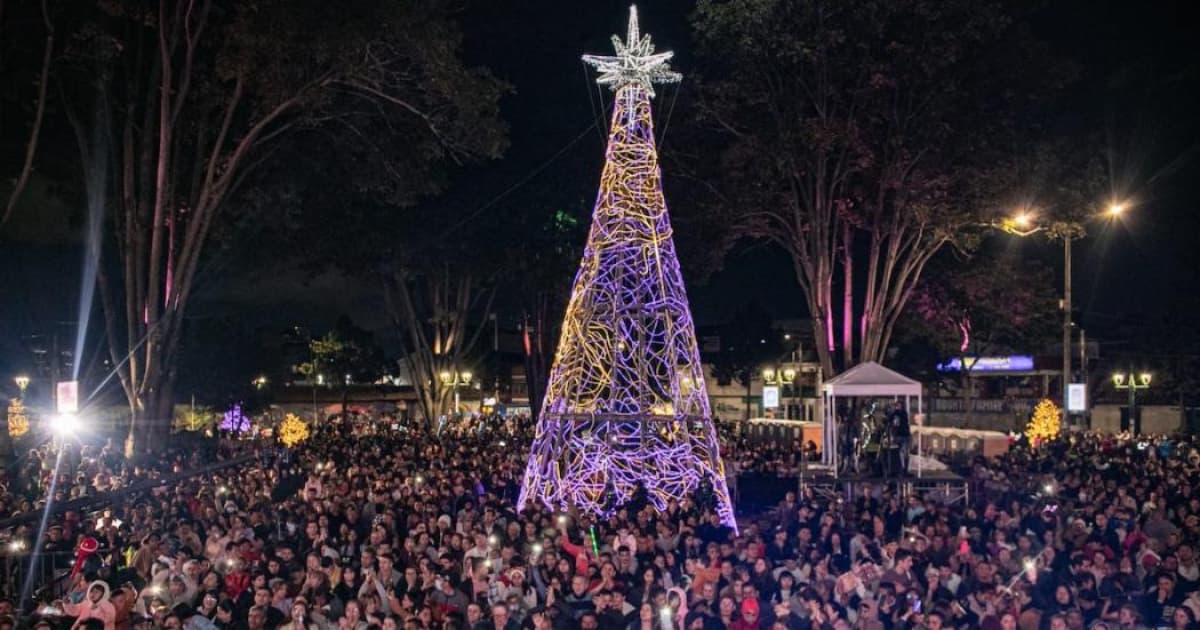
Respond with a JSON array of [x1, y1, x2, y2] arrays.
[[440, 369, 473, 418], [992, 202, 1126, 418], [1112, 369, 1151, 435], [762, 365, 798, 420]]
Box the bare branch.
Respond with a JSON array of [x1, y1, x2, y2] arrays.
[[1, 0, 53, 227]]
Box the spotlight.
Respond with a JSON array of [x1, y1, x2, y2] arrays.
[[531, 543, 543, 555], [489, 535, 499, 547], [50, 413, 81, 436]]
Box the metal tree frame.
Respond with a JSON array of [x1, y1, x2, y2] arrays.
[[518, 7, 735, 529]]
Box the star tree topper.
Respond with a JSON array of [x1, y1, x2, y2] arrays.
[[583, 5, 681, 97]]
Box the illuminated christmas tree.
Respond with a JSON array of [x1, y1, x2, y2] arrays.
[[279, 413, 310, 447], [7, 398, 29, 438], [518, 6, 736, 529], [1026, 399, 1061, 445], [219, 403, 252, 435]]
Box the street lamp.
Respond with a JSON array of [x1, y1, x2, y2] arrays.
[[991, 200, 1128, 416], [1111, 369, 1151, 435], [762, 366, 798, 419], [14, 376, 30, 395], [440, 369, 473, 417]]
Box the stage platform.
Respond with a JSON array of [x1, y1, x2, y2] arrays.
[[732, 467, 971, 514]]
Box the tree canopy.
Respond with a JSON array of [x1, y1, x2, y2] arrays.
[[50, 0, 507, 452], [686, 0, 1084, 375]]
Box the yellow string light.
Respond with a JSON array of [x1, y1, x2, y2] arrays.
[[7, 398, 29, 438], [278, 413, 310, 447]]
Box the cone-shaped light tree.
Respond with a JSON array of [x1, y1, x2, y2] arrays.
[[518, 6, 735, 530]]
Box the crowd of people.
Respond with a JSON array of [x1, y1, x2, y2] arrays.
[[1, 418, 1199, 630]]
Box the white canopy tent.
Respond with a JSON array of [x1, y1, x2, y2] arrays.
[[822, 361, 924, 477]]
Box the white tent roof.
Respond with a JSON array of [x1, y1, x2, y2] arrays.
[[822, 361, 922, 397]]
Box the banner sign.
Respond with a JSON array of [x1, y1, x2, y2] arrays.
[[937, 356, 1034, 373], [1067, 383, 1087, 413], [762, 386, 780, 409], [56, 380, 79, 414]]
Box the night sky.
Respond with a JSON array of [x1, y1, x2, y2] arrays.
[[1, 0, 1198, 383]]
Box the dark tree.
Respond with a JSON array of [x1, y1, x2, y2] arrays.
[[686, 0, 1080, 375], [0, 0, 54, 228], [55, 0, 506, 453]]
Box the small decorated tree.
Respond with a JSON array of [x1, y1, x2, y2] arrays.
[[1026, 399, 1061, 446], [8, 399, 29, 437], [219, 403, 252, 435], [279, 413, 310, 448]]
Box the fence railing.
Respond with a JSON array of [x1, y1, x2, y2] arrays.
[[930, 398, 1037, 415]]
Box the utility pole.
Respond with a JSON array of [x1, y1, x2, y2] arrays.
[[1062, 234, 1072, 414]]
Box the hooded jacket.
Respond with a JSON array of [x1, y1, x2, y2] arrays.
[[64, 580, 118, 630]]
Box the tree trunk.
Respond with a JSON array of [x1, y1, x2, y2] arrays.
[[126, 380, 174, 457], [841, 222, 854, 368]]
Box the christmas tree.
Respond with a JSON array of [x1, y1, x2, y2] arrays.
[[219, 403, 252, 434], [1026, 399, 1061, 445], [518, 6, 735, 530], [279, 413, 310, 447], [7, 398, 29, 437]]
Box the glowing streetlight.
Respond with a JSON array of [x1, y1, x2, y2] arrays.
[[762, 365, 800, 419], [440, 369, 473, 417], [1112, 369, 1151, 435], [989, 200, 1132, 420]]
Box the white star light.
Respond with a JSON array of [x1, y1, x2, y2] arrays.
[[582, 5, 681, 97]]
